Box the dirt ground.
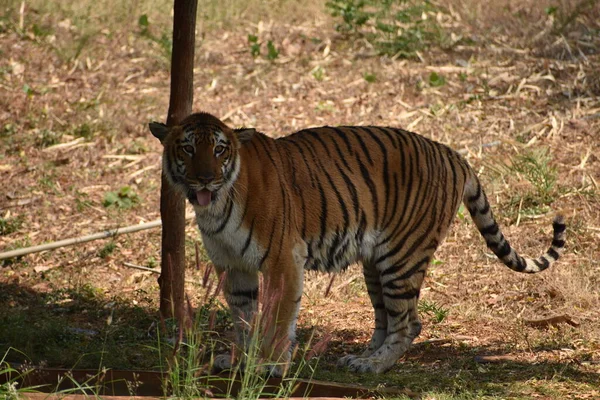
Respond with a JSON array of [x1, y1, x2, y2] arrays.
[[1, 0, 599, 398]]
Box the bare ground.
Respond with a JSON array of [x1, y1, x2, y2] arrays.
[[1, 1, 599, 397]]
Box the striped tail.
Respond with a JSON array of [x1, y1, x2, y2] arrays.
[[463, 174, 566, 273]]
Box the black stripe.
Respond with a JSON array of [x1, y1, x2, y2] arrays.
[[383, 289, 420, 300], [478, 200, 490, 216], [329, 127, 354, 155], [212, 196, 235, 234], [316, 179, 328, 248], [230, 288, 258, 300], [379, 127, 399, 149], [382, 172, 399, 231], [241, 218, 255, 255], [467, 182, 482, 204], [285, 139, 317, 188], [337, 162, 360, 221], [326, 130, 353, 171], [551, 239, 565, 248], [398, 256, 430, 281], [553, 221, 566, 233], [547, 247, 560, 260], [358, 157, 379, 227], [364, 127, 391, 223], [533, 258, 549, 270], [259, 223, 277, 269], [348, 127, 374, 165], [480, 223, 500, 236], [386, 308, 408, 319], [493, 240, 512, 259], [380, 261, 407, 278]]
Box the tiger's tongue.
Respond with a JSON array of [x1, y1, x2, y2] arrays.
[[196, 189, 212, 206]]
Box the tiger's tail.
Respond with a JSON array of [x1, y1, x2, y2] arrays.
[[463, 173, 566, 273]]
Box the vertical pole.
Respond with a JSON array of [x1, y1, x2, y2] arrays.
[[158, 0, 198, 321]]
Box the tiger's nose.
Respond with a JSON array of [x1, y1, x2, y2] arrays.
[[197, 172, 215, 185]]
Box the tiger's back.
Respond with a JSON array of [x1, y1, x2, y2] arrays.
[[270, 126, 467, 275], [150, 113, 565, 375]]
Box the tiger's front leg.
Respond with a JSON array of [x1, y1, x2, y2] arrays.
[[259, 257, 304, 377], [212, 268, 259, 372]]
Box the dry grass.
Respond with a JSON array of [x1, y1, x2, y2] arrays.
[[0, 0, 599, 397]]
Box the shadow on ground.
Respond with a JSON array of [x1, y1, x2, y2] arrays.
[[1, 280, 598, 398]]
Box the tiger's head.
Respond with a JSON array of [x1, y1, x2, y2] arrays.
[[149, 112, 255, 208]]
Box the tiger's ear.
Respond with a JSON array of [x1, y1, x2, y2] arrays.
[[149, 122, 170, 143], [235, 128, 255, 144]]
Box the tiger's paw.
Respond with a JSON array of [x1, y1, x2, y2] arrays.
[[337, 355, 391, 374]]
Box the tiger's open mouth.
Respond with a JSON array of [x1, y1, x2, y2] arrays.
[[196, 189, 212, 206]]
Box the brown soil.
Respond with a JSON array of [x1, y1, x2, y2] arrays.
[[1, 0, 599, 397]]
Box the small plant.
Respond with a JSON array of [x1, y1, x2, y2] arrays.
[[247, 35, 280, 61], [363, 72, 377, 83], [311, 66, 325, 81], [326, 0, 371, 33], [0, 215, 23, 236], [510, 148, 557, 204], [248, 34, 261, 57], [315, 100, 336, 113], [419, 300, 449, 323], [22, 84, 34, 97], [74, 191, 92, 212], [326, 0, 450, 58], [36, 129, 63, 148], [98, 241, 117, 258], [103, 186, 140, 209], [71, 123, 93, 140], [428, 71, 446, 87], [0, 349, 40, 399], [266, 40, 279, 60], [138, 14, 172, 63]]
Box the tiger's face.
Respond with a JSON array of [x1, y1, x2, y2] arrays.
[[149, 113, 254, 208]]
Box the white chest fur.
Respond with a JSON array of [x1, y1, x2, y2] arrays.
[[195, 202, 264, 272]]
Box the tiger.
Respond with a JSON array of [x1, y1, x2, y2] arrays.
[[149, 112, 566, 376]]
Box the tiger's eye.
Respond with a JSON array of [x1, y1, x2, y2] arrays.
[[182, 145, 194, 154], [214, 145, 225, 155]]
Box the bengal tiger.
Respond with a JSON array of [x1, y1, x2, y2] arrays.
[[149, 112, 565, 375]]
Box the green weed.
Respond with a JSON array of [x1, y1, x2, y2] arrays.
[[246, 34, 280, 61], [429, 71, 446, 87], [363, 72, 377, 83], [0, 349, 42, 399], [71, 123, 94, 140], [419, 299, 449, 323], [311, 66, 325, 81], [510, 148, 557, 204], [74, 191, 92, 212], [248, 34, 261, 57], [138, 14, 172, 64], [35, 129, 63, 148], [487, 148, 559, 220], [326, 0, 452, 58], [0, 216, 23, 236], [98, 241, 117, 258], [103, 186, 140, 209], [266, 40, 279, 61]]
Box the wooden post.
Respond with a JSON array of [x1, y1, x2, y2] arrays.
[[158, 0, 198, 321]]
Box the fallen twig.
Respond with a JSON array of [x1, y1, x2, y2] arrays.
[[123, 262, 198, 284], [0, 214, 194, 260], [475, 354, 521, 364], [523, 314, 580, 329]]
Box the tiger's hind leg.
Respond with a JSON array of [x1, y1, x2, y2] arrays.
[[338, 254, 430, 373], [338, 262, 387, 366]]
